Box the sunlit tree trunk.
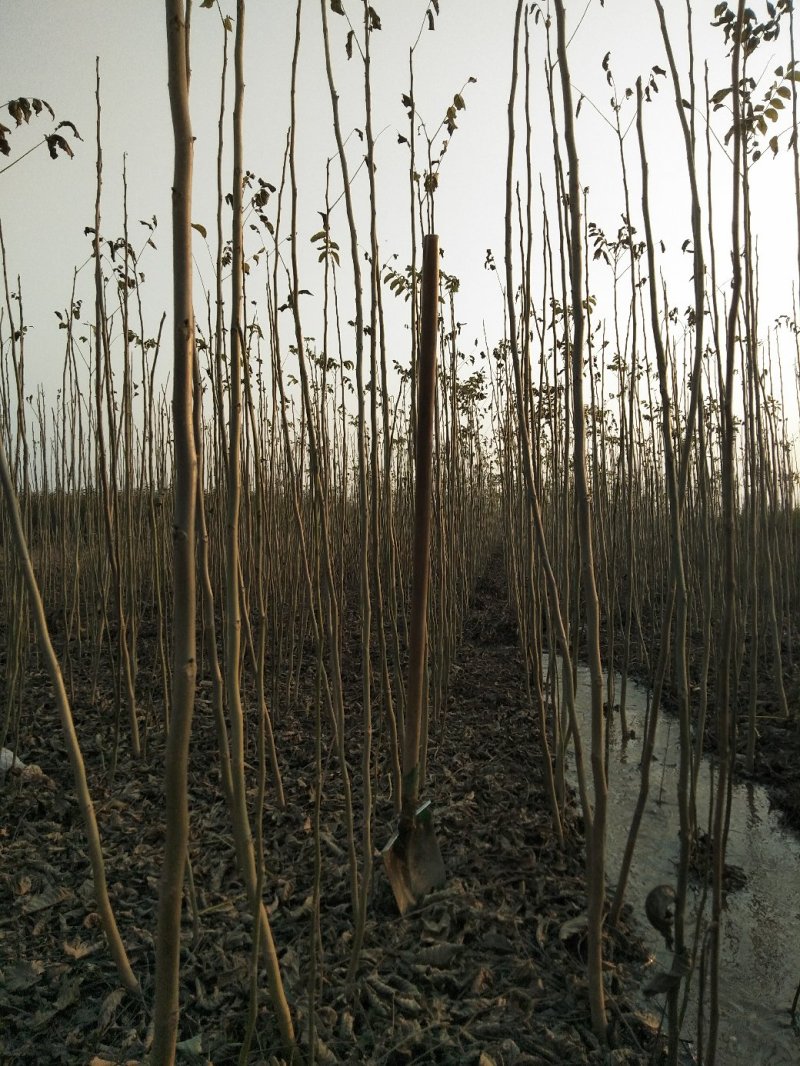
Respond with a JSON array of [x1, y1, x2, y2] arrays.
[[151, 1, 197, 1061]]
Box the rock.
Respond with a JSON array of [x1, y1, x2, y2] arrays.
[[0, 747, 26, 784]]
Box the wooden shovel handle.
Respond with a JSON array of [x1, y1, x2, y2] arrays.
[[402, 233, 439, 822]]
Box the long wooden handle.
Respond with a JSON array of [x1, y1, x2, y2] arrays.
[[402, 233, 439, 822]]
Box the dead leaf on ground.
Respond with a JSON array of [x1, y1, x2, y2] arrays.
[[63, 937, 96, 959], [2, 959, 45, 991], [21, 883, 73, 914], [98, 986, 126, 1031]]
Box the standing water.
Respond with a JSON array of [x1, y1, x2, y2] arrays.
[[565, 661, 800, 1065]]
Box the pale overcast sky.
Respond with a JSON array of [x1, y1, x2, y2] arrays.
[[1, 1, 799, 424]]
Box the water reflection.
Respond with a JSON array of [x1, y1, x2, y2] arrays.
[[563, 660, 800, 1065]]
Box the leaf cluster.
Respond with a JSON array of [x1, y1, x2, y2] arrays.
[[712, 58, 800, 159], [384, 263, 420, 303], [1, 97, 82, 163], [310, 223, 341, 266], [329, 0, 381, 59], [711, 0, 791, 52]]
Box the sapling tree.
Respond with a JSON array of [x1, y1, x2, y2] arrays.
[[552, 0, 609, 1041], [150, 0, 198, 1060]]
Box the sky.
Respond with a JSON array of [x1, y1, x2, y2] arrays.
[[1, 0, 799, 433]]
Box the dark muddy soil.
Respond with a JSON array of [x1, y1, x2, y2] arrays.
[[0, 558, 667, 1065]]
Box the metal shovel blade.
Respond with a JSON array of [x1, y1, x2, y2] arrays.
[[382, 800, 445, 915]]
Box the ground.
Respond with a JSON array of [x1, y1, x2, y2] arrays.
[[0, 556, 671, 1065]]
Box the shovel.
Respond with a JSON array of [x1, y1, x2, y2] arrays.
[[383, 233, 446, 915]]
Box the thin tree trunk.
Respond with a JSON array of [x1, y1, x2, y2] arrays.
[[151, 2, 198, 1060], [553, 0, 608, 1041]]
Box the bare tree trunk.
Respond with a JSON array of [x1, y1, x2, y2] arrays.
[[224, 5, 298, 1055], [708, 3, 746, 1060], [151, 2, 198, 1061], [553, 0, 608, 1041]]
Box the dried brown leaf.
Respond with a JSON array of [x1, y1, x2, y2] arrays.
[[98, 986, 125, 1031], [2, 959, 45, 991], [416, 942, 463, 966], [55, 974, 81, 1010], [62, 938, 95, 959], [22, 883, 72, 914]]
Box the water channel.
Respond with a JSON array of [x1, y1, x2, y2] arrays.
[[564, 660, 800, 1064]]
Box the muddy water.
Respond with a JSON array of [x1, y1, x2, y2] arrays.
[[564, 661, 800, 1065]]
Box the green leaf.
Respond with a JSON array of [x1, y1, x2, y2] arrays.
[[368, 5, 381, 29], [200, 0, 214, 7], [330, 0, 345, 14], [454, 93, 465, 110], [191, 222, 208, 239], [765, 107, 779, 121]]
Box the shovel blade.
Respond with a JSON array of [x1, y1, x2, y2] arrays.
[[383, 800, 445, 915]]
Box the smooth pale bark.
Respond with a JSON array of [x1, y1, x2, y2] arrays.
[[150, 2, 197, 1062]]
